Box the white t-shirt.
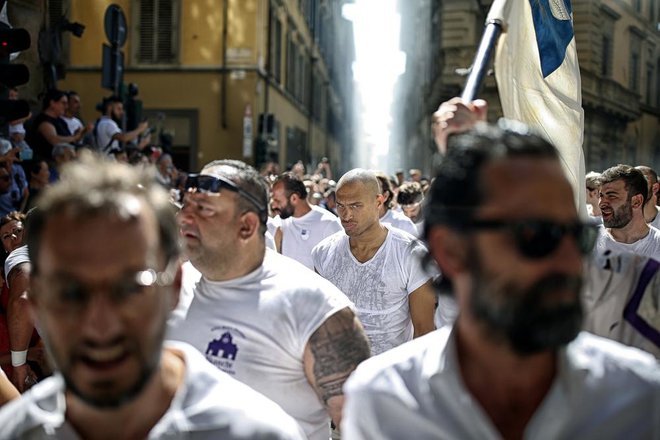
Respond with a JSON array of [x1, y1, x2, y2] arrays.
[[4, 244, 29, 288], [595, 225, 660, 260], [95, 116, 121, 153], [649, 208, 660, 229], [62, 116, 83, 137], [342, 327, 660, 440], [312, 226, 431, 355], [583, 251, 660, 358], [168, 249, 353, 440], [0, 341, 305, 439], [380, 209, 418, 237], [280, 205, 343, 270]]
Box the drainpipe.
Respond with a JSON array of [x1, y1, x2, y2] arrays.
[[221, 0, 229, 129]]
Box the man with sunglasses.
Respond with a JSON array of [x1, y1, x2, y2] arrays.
[[342, 122, 660, 439], [169, 160, 370, 440], [0, 155, 305, 439], [596, 164, 660, 260]]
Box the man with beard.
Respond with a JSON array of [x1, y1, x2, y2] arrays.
[[95, 96, 151, 155], [342, 123, 660, 439], [271, 171, 342, 270], [595, 164, 660, 259], [0, 154, 305, 439]]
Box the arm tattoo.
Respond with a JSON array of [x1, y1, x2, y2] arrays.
[[309, 307, 371, 404]]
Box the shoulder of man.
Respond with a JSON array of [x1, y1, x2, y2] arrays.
[[165, 341, 306, 439], [566, 332, 660, 384], [0, 376, 66, 438], [345, 328, 450, 396]]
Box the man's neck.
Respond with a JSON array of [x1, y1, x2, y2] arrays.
[[294, 201, 312, 218], [202, 241, 266, 282], [65, 348, 185, 440], [642, 202, 659, 224], [608, 216, 650, 244], [455, 316, 557, 440], [349, 222, 388, 263]]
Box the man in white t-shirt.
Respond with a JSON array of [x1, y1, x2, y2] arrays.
[[271, 172, 342, 270], [374, 171, 417, 237], [95, 96, 150, 154], [61, 91, 84, 138], [169, 160, 370, 440], [0, 155, 304, 439], [312, 169, 436, 355], [595, 164, 660, 259], [636, 165, 660, 229]]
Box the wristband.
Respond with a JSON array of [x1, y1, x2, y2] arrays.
[[10, 349, 28, 367]]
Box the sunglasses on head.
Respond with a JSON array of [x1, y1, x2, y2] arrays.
[[463, 219, 598, 259], [181, 173, 266, 215]]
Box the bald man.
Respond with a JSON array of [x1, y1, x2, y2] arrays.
[[312, 169, 436, 355]]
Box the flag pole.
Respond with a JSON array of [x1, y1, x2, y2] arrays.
[[460, 0, 509, 101]]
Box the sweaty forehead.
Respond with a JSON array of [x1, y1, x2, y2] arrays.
[[202, 164, 238, 180], [477, 157, 577, 220]]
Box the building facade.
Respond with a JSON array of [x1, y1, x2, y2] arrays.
[[394, 0, 660, 175], [30, 0, 355, 173]]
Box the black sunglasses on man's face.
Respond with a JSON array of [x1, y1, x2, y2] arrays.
[[462, 219, 598, 259], [181, 174, 266, 216]]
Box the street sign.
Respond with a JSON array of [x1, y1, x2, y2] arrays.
[[101, 43, 123, 92], [104, 4, 127, 48]]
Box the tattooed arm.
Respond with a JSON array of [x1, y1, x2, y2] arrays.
[[303, 307, 371, 427]]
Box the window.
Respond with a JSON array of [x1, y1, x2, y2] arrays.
[[629, 30, 643, 93], [286, 31, 296, 94], [269, 8, 282, 82], [630, 52, 640, 92], [601, 35, 612, 77], [657, 58, 660, 106], [646, 63, 654, 105], [134, 0, 179, 65]]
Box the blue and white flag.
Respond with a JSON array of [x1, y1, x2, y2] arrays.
[[490, 0, 586, 216]]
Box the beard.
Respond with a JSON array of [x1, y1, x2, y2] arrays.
[[469, 251, 583, 355], [276, 201, 294, 219], [602, 201, 633, 228], [46, 328, 165, 409]]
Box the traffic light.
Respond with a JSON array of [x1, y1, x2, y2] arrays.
[[0, 23, 30, 88], [0, 22, 31, 126]]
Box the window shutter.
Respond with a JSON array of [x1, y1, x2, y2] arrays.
[[137, 0, 178, 64]]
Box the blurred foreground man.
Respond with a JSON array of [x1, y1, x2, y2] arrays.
[[343, 123, 660, 440], [0, 155, 304, 439]]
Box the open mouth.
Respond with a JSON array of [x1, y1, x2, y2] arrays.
[[80, 346, 130, 371]]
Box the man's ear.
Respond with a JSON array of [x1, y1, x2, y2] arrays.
[[239, 211, 260, 240], [426, 226, 469, 278], [631, 193, 645, 210]]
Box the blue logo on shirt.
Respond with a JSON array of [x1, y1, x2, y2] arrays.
[[206, 331, 239, 360]]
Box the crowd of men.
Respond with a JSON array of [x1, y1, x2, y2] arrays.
[[0, 93, 657, 439]]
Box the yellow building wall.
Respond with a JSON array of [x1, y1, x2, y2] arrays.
[[61, 0, 268, 168], [181, 0, 224, 65]]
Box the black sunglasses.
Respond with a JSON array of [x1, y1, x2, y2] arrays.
[[182, 174, 267, 216], [462, 219, 598, 259]]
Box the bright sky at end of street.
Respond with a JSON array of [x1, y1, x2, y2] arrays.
[[343, 0, 405, 166]]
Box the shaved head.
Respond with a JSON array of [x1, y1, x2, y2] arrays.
[[337, 169, 381, 196]]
